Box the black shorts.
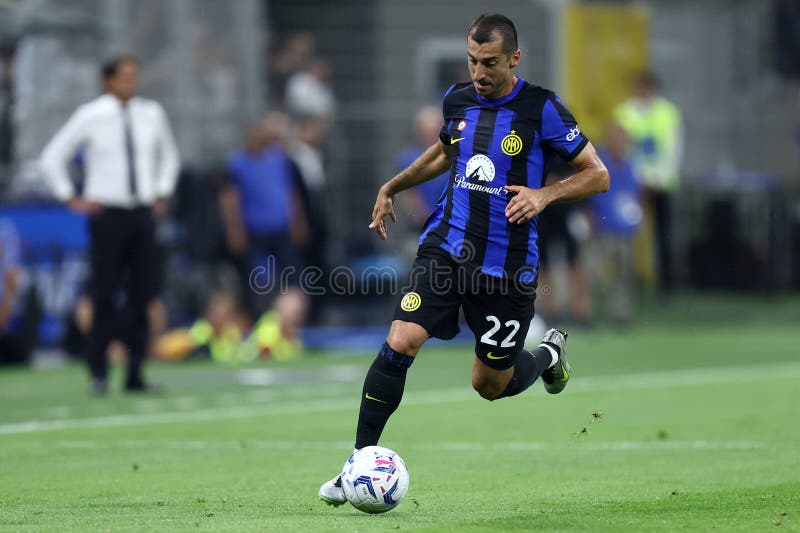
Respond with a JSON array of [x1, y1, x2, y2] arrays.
[[393, 245, 537, 369]]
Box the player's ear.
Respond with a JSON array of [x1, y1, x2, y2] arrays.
[[510, 49, 521, 68]]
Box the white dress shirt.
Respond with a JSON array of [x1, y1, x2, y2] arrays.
[[40, 94, 180, 207]]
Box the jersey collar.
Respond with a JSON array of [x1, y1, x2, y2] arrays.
[[475, 76, 525, 107]]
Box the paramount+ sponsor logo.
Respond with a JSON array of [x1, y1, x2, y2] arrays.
[[453, 154, 506, 197]]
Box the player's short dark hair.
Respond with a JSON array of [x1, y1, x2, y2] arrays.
[[100, 55, 140, 80], [468, 13, 518, 55]]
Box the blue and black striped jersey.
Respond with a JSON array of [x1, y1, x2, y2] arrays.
[[418, 77, 589, 284]]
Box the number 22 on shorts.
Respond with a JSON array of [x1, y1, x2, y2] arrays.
[[480, 315, 520, 348]]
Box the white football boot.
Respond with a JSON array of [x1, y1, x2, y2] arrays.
[[540, 328, 570, 394], [318, 474, 346, 506]]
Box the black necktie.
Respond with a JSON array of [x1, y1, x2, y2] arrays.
[[121, 104, 138, 203]]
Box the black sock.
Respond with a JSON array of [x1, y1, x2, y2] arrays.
[[497, 346, 556, 399], [354, 342, 414, 449]]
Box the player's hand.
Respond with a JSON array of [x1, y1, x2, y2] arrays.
[[504, 185, 550, 224], [368, 186, 397, 240], [66, 197, 104, 216]]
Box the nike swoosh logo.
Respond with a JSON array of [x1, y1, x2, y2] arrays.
[[486, 352, 512, 360], [450, 137, 465, 145], [560, 366, 570, 381], [365, 393, 388, 404]]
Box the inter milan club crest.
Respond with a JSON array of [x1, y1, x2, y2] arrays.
[[501, 130, 523, 156], [400, 292, 422, 312]]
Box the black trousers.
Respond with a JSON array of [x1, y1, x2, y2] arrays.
[[649, 191, 673, 294], [88, 207, 158, 384]]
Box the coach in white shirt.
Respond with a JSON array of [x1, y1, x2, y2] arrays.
[[40, 55, 179, 394]]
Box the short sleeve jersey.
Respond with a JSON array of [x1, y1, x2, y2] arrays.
[[418, 77, 589, 283]]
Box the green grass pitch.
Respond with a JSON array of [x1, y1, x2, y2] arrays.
[[1, 295, 799, 531]]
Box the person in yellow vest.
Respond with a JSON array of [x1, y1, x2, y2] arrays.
[[154, 290, 302, 363], [155, 291, 251, 363], [613, 72, 682, 296]]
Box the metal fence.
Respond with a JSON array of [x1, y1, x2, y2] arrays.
[[4, 0, 264, 197]]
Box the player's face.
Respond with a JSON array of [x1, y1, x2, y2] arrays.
[[467, 36, 520, 99]]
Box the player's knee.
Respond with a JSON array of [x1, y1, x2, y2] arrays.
[[385, 323, 426, 356], [471, 376, 503, 401], [385, 335, 422, 356]]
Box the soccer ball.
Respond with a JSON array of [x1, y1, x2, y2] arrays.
[[340, 446, 409, 514]]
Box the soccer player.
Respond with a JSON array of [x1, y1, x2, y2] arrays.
[[319, 13, 609, 505]]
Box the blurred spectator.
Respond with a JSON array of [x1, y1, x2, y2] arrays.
[[0, 218, 42, 366], [395, 106, 449, 231], [590, 125, 643, 326], [289, 115, 328, 263], [155, 289, 248, 363], [290, 117, 328, 193], [0, 219, 29, 366], [39, 56, 179, 394], [270, 32, 316, 102], [285, 58, 337, 120], [536, 160, 592, 328], [165, 165, 237, 333], [613, 71, 683, 296], [289, 115, 330, 323], [194, 23, 238, 116], [221, 112, 309, 345]]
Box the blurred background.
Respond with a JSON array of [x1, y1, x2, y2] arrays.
[[0, 0, 798, 368]]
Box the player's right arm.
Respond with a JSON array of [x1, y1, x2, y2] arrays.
[[369, 140, 452, 240]]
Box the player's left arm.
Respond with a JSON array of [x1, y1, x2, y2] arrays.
[[506, 142, 609, 224]]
